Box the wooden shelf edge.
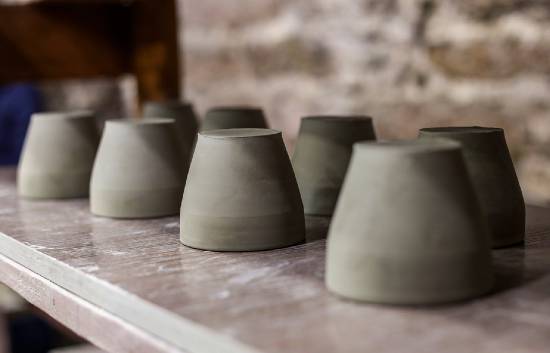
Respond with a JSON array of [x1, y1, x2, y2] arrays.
[[0, 253, 180, 353], [0, 233, 260, 353]]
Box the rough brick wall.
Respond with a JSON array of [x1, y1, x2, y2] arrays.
[[181, 0, 550, 203]]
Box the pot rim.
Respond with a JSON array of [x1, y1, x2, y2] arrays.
[[420, 126, 502, 134], [302, 115, 373, 122], [355, 139, 460, 153], [33, 110, 94, 120], [106, 118, 176, 126], [206, 106, 263, 114], [144, 100, 194, 109], [200, 128, 280, 139]]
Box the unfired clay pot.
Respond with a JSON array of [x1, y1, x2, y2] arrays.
[[326, 140, 493, 305], [292, 116, 376, 216], [17, 111, 99, 199], [90, 118, 185, 218], [180, 128, 305, 251], [419, 127, 525, 248], [201, 107, 268, 131], [142, 100, 198, 162]]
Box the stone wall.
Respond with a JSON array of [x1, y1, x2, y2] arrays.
[[181, 0, 550, 203]]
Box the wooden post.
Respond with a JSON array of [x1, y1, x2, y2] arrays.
[[0, 0, 182, 111], [131, 0, 181, 108]]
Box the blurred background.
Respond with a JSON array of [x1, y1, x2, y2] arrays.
[[0, 0, 549, 351], [4, 0, 550, 202], [182, 0, 550, 204]]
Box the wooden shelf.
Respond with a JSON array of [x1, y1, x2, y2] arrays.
[[0, 167, 549, 353], [0, 0, 180, 104]]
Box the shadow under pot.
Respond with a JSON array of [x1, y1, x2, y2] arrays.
[[17, 111, 99, 199], [142, 100, 199, 162], [200, 106, 268, 131], [326, 140, 493, 305], [292, 115, 376, 216], [419, 126, 525, 248], [180, 128, 305, 251], [90, 118, 186, 218]]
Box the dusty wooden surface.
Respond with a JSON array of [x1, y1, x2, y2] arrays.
[[0, 167, 550, 353], [0, 253, 181, 353]]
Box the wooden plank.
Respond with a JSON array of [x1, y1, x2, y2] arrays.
[[0, 167, 550, 353], [0, 253, 182, 353], [0, 2, 132, 82]]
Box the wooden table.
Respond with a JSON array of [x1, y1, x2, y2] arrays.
[[0, 167, 550, 353]]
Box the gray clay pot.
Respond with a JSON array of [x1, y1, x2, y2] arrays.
[[326, 140, 493, 305], [292, 116, 376, 216], [200, 107, 268, 131], [419, 127, 525, 248], [142, 100, 198, 162], [17, 111, 99, 199], [180, 128, 305, 251], [90, 118, 185, 218]]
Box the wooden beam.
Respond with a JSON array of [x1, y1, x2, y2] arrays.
[[131, 0, 181, 104], [0, 2, 132, 82]]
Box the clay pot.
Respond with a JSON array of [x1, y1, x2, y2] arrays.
[[17, 111, 99, 199], [292, 116, 376, 216], [201, 107, 268, 131], [419, 127, 525, 248], [142, 100, 198, 162], [180, 128, 304, 251], [90, 118, 185, 218], [326, 140, 493, 305]]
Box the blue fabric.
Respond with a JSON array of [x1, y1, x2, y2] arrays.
[[0, 83, 41, 165]]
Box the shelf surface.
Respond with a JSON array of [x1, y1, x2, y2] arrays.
[[1, 167, 550, 353]]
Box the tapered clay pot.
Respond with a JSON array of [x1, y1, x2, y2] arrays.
[[90, 118, 185, 218], [180, 128, 305, 251], [17, 111, 99, 199], [326, 140, 493, 305], [201, 106, 268, 131], [292, 116, 376, 216], [142, 100, 198, 161], [419, 127, 525, 248]]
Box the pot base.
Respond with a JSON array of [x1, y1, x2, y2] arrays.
[[180, 237, 304, 252], [91, 187, 183, 219], [326, 249, 494, 305], [18, 171, 92, 199], [180, 212, 305, 251]]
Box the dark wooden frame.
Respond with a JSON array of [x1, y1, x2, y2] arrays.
[[0, 0, 181, 107]]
